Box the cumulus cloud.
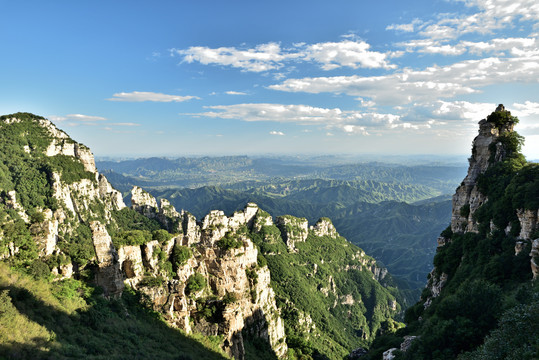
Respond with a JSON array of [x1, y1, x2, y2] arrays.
[[173, 39, 394, 72], [184, 103, 426, 134], [269, 52, 539, 106], [108, 91, 200, 102], [269, 131, 285, 136], [174, 43, 296, 72], [304, 40, 395, 70], [388, 0, 539, 42], [400, 36, 538, 56]]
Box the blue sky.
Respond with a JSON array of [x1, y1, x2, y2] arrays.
[[1, 0, 539, 159]]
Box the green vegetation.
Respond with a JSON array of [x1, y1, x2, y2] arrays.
[[185, 273, 206, 295], [111, 230, 152, 248], [374, 111, 539, 360], [250, 219, 403, 360], [216, 231, 244, 250], [173, 244, 192, 268], [0, 263, 228, 359]]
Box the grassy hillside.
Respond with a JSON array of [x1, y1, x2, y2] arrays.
[[0, 263, 228, 360]]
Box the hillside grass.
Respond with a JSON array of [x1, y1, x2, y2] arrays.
[[0, 263, 229, 360]]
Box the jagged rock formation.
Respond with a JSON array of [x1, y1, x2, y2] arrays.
[[126, 197, 288, 359], [0, 113, 404, 360], [90, 221, 124, 298], [386, 106, 539, 359], [276, 215, 309, 251], [451, 104, 514, 234], [428, 105, 538, 303], [310, 217, 338, 238]]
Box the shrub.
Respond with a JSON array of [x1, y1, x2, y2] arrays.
[[185, 273, 206, 295], [112, 230, 152, 247], [173, 244, 192, 268], [152, 229, 173, 244]]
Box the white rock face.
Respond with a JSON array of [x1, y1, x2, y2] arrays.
[[276, 215, 309, 251], [128, 202, 288, 359], [451, 118, 514, 233], [383, 348, 398, 360], [118, 245, 145, 287], [310, 218, 338, 238], [5, 190, 29, 222], [517, 209, 538, 240], [131, 186, 158, 218], [90, 221, 124, 298]]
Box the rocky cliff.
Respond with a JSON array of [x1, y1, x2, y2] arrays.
[[376, 105, 539, 360], [428, 104, 537, 302], [0, 113, 405, 360]]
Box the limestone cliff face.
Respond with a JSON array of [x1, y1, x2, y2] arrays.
[[276, 215, 309, 251], [131, 186, 159, 218], [451, 105, 515, 234], [90, 221, 124, 298], [310, 218, 338, 238], [428, 105, 538, 304], [124, 194, 288, 359]]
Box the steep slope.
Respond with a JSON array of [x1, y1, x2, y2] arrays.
[[369, 105, 539, 360], [0, 113, 405, 360]]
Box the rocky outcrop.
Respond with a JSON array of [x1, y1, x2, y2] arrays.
[[451, 105, 515, 234], [517, 209, 538, 240], [310, 218, 338, 238], [98, 174, 126, 210], [276, 215, 309, 251], [5, 190, 29, 222], [118, 245, 144, 287], [131, 186, 158, 218], [383, 348, 398, 360], [90, 221, 124, 298], [129, 203, 288, 359]]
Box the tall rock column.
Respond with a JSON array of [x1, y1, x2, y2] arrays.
[[451, 104, 515, 233]]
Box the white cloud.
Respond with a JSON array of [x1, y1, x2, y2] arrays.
[[304, 40, 395, 70], [185, 103, 424, 135], [269, 131, 285, 136], [66, 114, 107, 121], [512, 101, 539, 116], [173, 39, 394, 72], [269, 52, 539, 106], [174, 42, 297, 72], [225, 91, 248, 95], [108, 91, 200, 102], [400, 36, 538, 56], [49, 114, 107, 122]]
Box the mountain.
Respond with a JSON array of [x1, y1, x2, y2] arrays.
[[145, 185, 451, 298], [368, 105, 539, 359], [0, 113, 404, 360], [97, 156, 466, 195]]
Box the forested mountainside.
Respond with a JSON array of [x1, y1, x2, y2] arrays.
[[101, 163, 459, 298], [0, 113, 404, 360], [100, 152, 466, 298], [366, 106, 539, 360]]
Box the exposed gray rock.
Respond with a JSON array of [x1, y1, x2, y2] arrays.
[[131, 186, 158, 218], [517, 209, 538, 240], [276, 215, 309, 251], [310, 218, 338, 238], [90, 221, 124, 298]]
